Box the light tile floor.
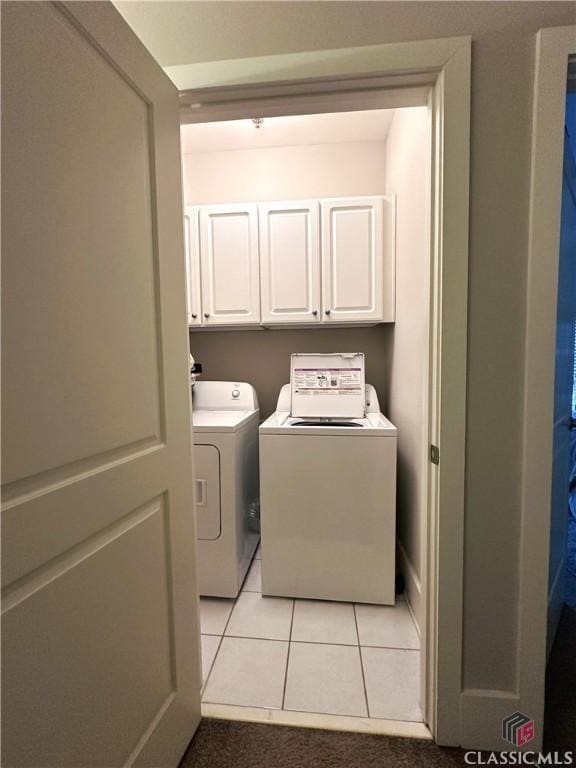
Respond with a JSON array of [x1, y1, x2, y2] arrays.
[[200, 543, 422, 722]]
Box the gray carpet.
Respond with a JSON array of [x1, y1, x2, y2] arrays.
[[178, 720, 466, 767]]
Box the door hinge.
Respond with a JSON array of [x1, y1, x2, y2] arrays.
[[430, 444, 440, 465]]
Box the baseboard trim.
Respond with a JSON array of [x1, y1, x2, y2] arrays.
[[459, 689, 544, 751], [398, 540, 422, 633], [201, 703, 432, 740]]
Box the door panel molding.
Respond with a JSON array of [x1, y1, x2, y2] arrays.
[[2, 1, 167, 487], [2, 437, 163, 507], [2, 451, 169, 586], [1, 3, 201, 766], [3, 496, 165, 612]]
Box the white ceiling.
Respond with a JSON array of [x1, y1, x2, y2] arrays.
[[181, 109, 395, 153]]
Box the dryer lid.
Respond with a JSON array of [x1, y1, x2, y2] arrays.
[[192, 410, 257, 433], [290, 352, 365, 419]]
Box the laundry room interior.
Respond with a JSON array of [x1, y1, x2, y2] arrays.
[[183, 103, 432, 726]]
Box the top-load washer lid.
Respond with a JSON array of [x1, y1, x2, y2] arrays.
[[290, 352, 365, 419], [260, 410, 397, 437], [260, 382, 397, 436]]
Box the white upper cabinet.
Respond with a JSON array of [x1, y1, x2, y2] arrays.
[[199, 203, 260, 325], [184, 206, 202, 326], [321, 196, 395, 323], [187, 195, 395, 328], [259, 200, 321, 324]]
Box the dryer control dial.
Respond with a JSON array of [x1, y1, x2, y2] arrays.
[[231, 388, 240, 399]]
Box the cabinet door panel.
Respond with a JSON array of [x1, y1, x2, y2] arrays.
[[184, 206, 202, 325], [199, 204, 260, 325], [259, 201, 320, 324], [321, 196, 395, 323]]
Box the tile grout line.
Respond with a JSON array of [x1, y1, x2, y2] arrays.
[[202, 633, 420, 651], [200, 592, 239, 698], [361, 644, 420, 652], [281, 599, 296, 710], [201, 632, 224, 696], [353, 603, 371, 719]]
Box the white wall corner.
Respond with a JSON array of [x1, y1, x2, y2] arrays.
[[459, 689, 544, 752], [398, 540, 422, 632]]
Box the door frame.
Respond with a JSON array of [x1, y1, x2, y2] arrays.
[[178, 36, 471, 746], [519, 24, 576, 741]]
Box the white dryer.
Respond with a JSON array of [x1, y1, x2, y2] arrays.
[[259, 353, 397, 605], [192, 381, 260, 598]]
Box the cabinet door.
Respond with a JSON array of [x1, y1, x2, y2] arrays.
[[184, 206, 202, 326], [199, 203, 260, 325], [321, 196, 395, 323], [259, 201, 321, 324]]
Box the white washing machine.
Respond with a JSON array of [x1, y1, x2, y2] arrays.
[[259, 353, 397, 605], [192, 381, 260, 598]]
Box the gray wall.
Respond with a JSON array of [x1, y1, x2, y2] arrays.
[[190, 326, 392, 419], [118, 0, 576, 695]]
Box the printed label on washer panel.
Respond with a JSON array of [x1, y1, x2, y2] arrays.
[[293, 368, 363, 395]]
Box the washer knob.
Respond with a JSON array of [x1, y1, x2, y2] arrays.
[[232, 388, 240, 399]]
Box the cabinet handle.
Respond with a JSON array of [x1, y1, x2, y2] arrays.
[[325, 309, 331, 316], [312, 310, 318, 316], [191, 313, 197, 319], [204, 313, 209, 319]]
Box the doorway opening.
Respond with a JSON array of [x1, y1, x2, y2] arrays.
[[564, 74, 576, 611], [182, 94, 433, 736], [544, 58, 576, 750]]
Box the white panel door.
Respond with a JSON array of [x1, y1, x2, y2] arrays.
[[321, 196, 395, 323], [184, 206, 202, 326], [259, 200, 321, 324], [1, 3, 201, 767], [199, 203, 260, 325]]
